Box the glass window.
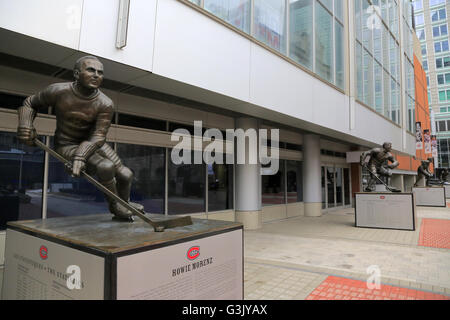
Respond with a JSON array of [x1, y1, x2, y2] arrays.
[[355, 0, 362, 41], [315, 1, 334, 82], [335, 167, 343, 207], [374, 61, 383, 113], [430, 0, 445, 6], [0, 132, 44, 229], [343, 168, 350, 205], [326, 166, 335, 208], [416, 28, 425, 40], [118, 113, 167, 131], [262, 161, 285, 206], [335, 20, 344, 89], [117, 143, 165, 214], [168, 150, 205, 214], [356, 42, 364, 101], [415, 13, 424, 25], [412, 0, 423, 11], [204, 0, 251, 33], [0, 92, 26, 111], [286, 160, 303, 203], [208, 162, 233, 212], [321, 167, 326, 209], [445, 56, 450, 67], [289, 0, 313, 69], [47, 138, 109, 218], [363, 48, 373, 107], [421, 44, 427, 56], [253, 0, 287, 54], [335, 0, 343, 22], [362, 0, 373, 51]]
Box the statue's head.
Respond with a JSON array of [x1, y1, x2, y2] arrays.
[[73, 56, 104, 90], [382, 142, 392, 152]]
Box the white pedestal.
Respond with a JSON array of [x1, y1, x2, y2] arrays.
[[355, 193, 416, 231], [444, 185, 450, 199], [375, 184, 387, 192], [412, 187, 446, 207], [1, 214, 243, 300]]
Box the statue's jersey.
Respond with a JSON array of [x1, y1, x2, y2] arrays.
[[368, 148, 393, 167], [23, 82, 114, 147]]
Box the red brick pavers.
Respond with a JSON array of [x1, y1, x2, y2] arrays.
[[306, 276, 450, 300], [418, 219, 450, 249]]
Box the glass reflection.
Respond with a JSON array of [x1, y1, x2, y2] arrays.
[[168, 150, 205, 214], [286, 160, 303, 203], [0, 132, 44, 229], [208, 163, 233, 212], [262, 161, 285, 206], [117, 143, 165, 214]]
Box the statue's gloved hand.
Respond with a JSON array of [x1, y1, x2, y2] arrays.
[[17, 126, 37, 146], [72, 158, 86, 177]]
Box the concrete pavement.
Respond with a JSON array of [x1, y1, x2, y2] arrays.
[[243, 206, 450, 300]]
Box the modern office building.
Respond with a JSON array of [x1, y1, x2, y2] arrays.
[[413, 0, 450, 169], [0, 0, 433, 287]]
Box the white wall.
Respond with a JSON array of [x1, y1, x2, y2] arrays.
[[79, 0, 157, 72], [152, 0, 251, 102], [0, 0, 83, 49]]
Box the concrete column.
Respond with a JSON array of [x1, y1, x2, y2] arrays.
[[303, 134, 322, 217], [234, 118, 262, 230]]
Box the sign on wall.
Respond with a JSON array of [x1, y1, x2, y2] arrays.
[[415, 122, 423, 150]]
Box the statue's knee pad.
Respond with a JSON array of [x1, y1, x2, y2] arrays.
[[96, 159, 116, 180], [117, 166, 133, 183]]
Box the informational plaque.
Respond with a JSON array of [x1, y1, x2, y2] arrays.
[[1, 214, 243, 300], [355, 193, 416, 231], [116, 229, 242, 300], [2, 229, 105, 300], [412, 187, 446, 207]]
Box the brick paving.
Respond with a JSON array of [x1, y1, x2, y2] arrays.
[[419, 219, 450, 249], [306, 276, 450, 300]]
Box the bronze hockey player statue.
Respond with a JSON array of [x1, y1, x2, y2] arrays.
[[439, 168, 449, 185], [360, 142, 400, 192], [414, 158, 435, 187], [17, 56, 143, 221]]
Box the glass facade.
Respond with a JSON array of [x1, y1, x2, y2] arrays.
[[188, 0, 346, 89], [168, 150, 205, 215], [117, 143, 166, 214], [286, 160, 303, 203], [208, 163, 234, 211], [0, 132, 44, 229], [261, 160, 305, 206], [321, 165, 351, 210], [46, 139, 109, 218], [354, 0, 411, 126]]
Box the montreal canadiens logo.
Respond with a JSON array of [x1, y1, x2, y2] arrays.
[[380, 196, 385, 199], [39, 245, 48, 260], [187, 246, 200, 260]]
